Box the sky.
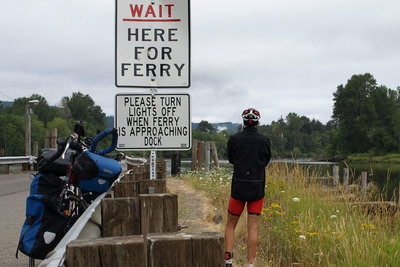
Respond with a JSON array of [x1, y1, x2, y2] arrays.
[[0, 0, 399, 125]]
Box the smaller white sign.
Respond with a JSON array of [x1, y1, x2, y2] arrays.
[[115, 94, 191, 150]]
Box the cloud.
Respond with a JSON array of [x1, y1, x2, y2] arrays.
[[1, 0, 399, 125]]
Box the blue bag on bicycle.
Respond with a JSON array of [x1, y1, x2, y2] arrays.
[[17, 173, 67, 259], [72, 151, 122, 193]]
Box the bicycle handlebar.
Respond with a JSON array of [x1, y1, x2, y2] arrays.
[[39, 128, 118, 170], [90, 128, 118, 155], [38, 134, 78, 170]]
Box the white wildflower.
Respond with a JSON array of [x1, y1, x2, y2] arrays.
[[292, 197, 300, 202]]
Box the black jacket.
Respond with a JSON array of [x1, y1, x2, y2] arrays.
[[227, 126, 271, 202]]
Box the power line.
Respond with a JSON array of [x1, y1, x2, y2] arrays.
[[0, 91, 14, 101]]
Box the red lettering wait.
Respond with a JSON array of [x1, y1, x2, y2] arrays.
[[129, 4, 175, 18]]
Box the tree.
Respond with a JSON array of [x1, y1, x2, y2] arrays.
[[196, 120, 215, 133], [332, 73, 377, 154], [62, 92, 108, 136], [285, 113, 304, 152], [4, 94, 58, 128], [0, 113, 25, 155], [47, 117, 72, 139]]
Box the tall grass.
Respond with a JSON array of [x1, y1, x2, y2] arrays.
[[179, 162, 400, 266]]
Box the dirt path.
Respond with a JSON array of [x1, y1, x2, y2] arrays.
[[166, 178, 222, 233]]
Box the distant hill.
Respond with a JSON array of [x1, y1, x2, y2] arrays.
[[192, 122, 240, 133], [0, 101, 14, 108], [107, 115, 114, 128], [107, 116, 240, 133]]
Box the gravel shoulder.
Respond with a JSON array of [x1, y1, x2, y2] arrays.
[[166, 177, 222, 233]]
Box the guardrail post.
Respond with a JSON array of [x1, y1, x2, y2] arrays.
[[2, 165, 9, 174], [140, 194, 178, 234], [66, 236, 146, 267], [101, 198, 141, 237]]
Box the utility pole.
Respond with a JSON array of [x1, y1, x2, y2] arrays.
[[25, 100, 39, 156], [25, 104, 30, 156]]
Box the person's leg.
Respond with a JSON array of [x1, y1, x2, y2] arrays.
[[246, 198, 264, 265], [224, 213, 240, 252], [247, 214, 260, 264], [225, 197, 245, 265]]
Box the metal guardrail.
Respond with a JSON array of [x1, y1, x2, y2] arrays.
[[0, 156, 36, 165], [125, 155, 147, 166], [39, 169, 127, 266], [39, 191, 107, 267]]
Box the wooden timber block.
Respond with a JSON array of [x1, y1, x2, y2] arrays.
[[139, 179, 166, 194], [146, 232, 224, 267], [99, 236, 146, 267], [144, 160, 166, 173], [102, 198, 141, 237], [114, 181, 139, 197], [65, 239, 102, 267], [127, 164, 145, 173], [123, 172, 144, 181], [66, 236, 146, 267], [142, 170, 167, 180], [147, 233, 193, 267], [140, 194, 178, 234], [185, 232, 225, 267], [162, 194, 179, 232]]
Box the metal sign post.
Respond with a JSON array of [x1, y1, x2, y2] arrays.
[[149, 88, 157, 193], [149, 150, 156, 193], [150, 150, 157, 180]]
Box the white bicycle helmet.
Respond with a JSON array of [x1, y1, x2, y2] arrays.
[[242, 108, 260, 126]]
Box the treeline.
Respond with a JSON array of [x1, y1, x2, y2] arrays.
[[180, 73, 400, 159], [0, 92, 108, 156], [257, 114, 334, 158], [1, 73, 399, 158]]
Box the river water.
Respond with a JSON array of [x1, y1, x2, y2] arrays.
[[170, 159, 400, 200], [270, 159, 400, 200]]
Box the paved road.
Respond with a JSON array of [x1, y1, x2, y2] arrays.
[[0, 173, 36, 267]]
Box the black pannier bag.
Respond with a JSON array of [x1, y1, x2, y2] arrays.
[[37, 148, 76, 176], [72, 150, 122, 193], [17, 172, 67, 260]]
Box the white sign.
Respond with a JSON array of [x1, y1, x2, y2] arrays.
[[115, 0, 190, 88], [115, 94, 191, 150]]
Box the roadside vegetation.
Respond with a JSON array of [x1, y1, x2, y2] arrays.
[[0, 92, 109, 156], [346, 153, 400, 164], [179, 163, 400, 266]]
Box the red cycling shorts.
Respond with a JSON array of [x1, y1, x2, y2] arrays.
[[228, 196, 264, 216]]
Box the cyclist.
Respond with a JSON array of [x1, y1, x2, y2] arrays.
[[224, 108, 271, 267]]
